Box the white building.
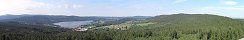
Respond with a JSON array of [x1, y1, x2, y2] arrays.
[[74, 27, 88, 31]]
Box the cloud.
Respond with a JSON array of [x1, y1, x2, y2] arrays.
[[26, 3, 84, 15], [172, 0, 188, 4], [0, 0, 36, 11], [0, 0, 84, 15], [220, 1, 238, 5], [0, 0, 47, 15], [180, 6, 244, 18], [32, 4, 83, 9], [201, 6, 244, 11], [202, 6, 244, 18]]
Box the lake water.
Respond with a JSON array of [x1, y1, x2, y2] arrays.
[[53, 21, 93, 28]]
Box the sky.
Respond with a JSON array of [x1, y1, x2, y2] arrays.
[[0, 0, 244, 18]]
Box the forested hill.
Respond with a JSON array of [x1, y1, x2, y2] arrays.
[[0, 22, 69, 34], [236, 19, 244, 22], [0, 15, 151, 25], [1, 14, 244, 40], [0, 15, 101, 24], [87, 14, 244, 40], [0, 15, 33, 20], [130, 14, 244, 40]]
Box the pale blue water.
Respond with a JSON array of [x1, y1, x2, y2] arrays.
[[53, 21, 93, 28]]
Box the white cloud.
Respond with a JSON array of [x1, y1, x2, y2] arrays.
[[32, 4, 83, 9], [0, 0, 47, 15], [220, 1, 238, 5], [172, 0, 188, 4], [201, 6, 244, 11], [0, 0, 84, 15], [203, 6, 244, 18], [180, 6, 244, 18]]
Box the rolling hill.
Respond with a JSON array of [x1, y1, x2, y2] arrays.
[[1, 14, 244, 40], [0, 15, 102, 26], [0, 14, 33, 20], [91, 14, 244, 40], [128, 14, 244, 40]]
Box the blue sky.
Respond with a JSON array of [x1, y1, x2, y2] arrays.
[[0, 0, 244, 18]]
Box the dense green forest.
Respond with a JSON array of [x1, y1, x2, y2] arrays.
[[1, 14, 244, 40], [237, 19, 244, 22], [0, 15, 100, 24]]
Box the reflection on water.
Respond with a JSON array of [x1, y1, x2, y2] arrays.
[[53, 21, 93, 28]]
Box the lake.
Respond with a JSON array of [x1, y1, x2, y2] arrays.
[[53, 21, 93, 28]]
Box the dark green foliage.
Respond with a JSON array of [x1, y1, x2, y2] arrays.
[[141, 14, 244, 40], [0, 14, 244, 40], [1, 15, 100, 24], [91, 18, 144, 27]]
